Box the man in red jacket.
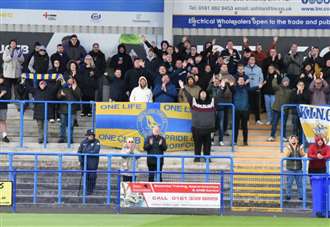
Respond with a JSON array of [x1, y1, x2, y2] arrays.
[[308, 135, 330, 174]]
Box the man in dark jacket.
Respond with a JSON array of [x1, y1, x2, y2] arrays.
[[109, 44, 133, 75], [65, 34, 86, 64], [125, 58, 152, 93], [78, 129, 101, 195], [284, 135, 305, 200], [89, 43, 106, 101], [51, 44, 69, 73], [57, 77, 81, 143], [220, 40, 240, 75], [144, 126, 167, 182], [22, 79, 60, 143], [106, 68, 128, 101]]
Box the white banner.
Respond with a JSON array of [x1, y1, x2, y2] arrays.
[[299, 104, 330, 144], [173, 0, 330, 16], [0, 9, 163, 27], [120, 182, 221, 209]]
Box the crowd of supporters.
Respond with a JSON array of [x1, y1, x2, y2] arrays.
[[1, 34, 330, 146]]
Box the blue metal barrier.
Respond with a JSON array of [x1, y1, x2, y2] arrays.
[[0, 152, 233, 209], [280, 158, 330, 209], [280, 104, 306, 152], [0, 100, 234, 151]]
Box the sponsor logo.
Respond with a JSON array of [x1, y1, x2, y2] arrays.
[[0, 45, 29, 55], [43, 12, 57, 21], [133, 14, 151, 23], [136, 109, 168, 137], [90, 13, 102, 23]]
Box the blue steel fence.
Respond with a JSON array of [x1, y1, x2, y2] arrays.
[[0, 100, 235, 151], [0, 152, 234, 208], [280, 157, 330, 211]]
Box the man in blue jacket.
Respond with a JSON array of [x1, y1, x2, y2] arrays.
[[232, 76, 263, 146], [153, 74, 177, 102], [78, 129, 101, 195], [244, 56, 264, 125]]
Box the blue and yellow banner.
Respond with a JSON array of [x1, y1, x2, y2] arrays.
[[298, 104, 330, 144], [96, 102, 193, 151]]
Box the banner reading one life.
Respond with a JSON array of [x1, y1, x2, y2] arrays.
[[298, 104, 330, 144], [96, 102, 193, 151]]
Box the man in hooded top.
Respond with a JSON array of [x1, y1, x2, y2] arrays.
[[308, 135, 330, 174], [129, 76, 152, 102], [109, 44, 133, 75]]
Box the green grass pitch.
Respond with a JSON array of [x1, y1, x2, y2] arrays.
[[0, 214, 329, 227]]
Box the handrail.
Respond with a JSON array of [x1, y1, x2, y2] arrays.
[[0, 152, 234, 208], [280, 157, 330, 209], [0, 100, 234, 151]]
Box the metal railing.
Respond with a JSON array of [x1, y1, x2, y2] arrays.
[[0, 100, 236, 151], [280, 157, 330, 210], [1, 152, 234, 208]]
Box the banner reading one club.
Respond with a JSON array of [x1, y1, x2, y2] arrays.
[[120, 182, 221, 208], [298, 104, 330, 144], [96, 102, 193, 151]]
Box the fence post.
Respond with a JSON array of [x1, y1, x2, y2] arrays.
[[67, 103, 72, 148], [82, 154, 87, 204], [106, 156, 112, 206], [92, 102, 96, 130], [231, 104, 235, 152], [280, 105, 284, 153], [8, 153, 13, 180], [132, 155, 136, 182], [116, 172, 121, 214], [229, 158, 234, 208], [57, 154, 63, 206], [33, 155, 38, 204], [43, 102, 48, 148], [19, 101, 25, 148], [11, 169, 16, 213], [302, 159, 307, 210], [180, 157, 185, 182], [205, 157, 210, 182], [156, 156, 161, 182], [280, 159, 284, 208], [219, 171, 224, 216]]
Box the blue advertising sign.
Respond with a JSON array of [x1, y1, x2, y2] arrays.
[[173, 15, 330, 29]]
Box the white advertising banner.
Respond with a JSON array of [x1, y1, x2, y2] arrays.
[[120, 182, 221, 208], [173, 0, 330, 16], [0, 9, 163, 27]]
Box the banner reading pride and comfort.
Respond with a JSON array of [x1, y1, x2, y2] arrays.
[[96, 102, 193, 151], [299, 104, 330, 144]]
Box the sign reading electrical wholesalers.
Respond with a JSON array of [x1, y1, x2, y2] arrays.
[[120, 182, 221, 208], [173, 0, 330, 29]]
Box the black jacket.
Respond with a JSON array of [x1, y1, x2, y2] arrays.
[[144, 135, 167, 164], [89, 50, 106, 77], [290, 88, 310, 114], [0, 82, 9, 110], [262, 73, 282, 95], [57, 85, 81, 114], [33, 53, 50, 74], [77, 66, 98, 97], [107, 75, 128, 101], [262, 56, 284, 74], [109, 45, 133, 75], [78, 138, 101, 170], [50, 52, 69, 73], [125, 68, 152, 93]]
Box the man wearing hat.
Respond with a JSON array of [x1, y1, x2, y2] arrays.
[[77, 129, 100, 195]]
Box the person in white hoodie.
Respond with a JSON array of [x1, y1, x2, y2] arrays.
[[129, 76, 153, 102]]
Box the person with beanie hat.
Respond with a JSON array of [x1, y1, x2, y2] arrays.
[[308, 135, 330, 174], [178, 75, 201, 103], [267, 75, 292, 142]]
